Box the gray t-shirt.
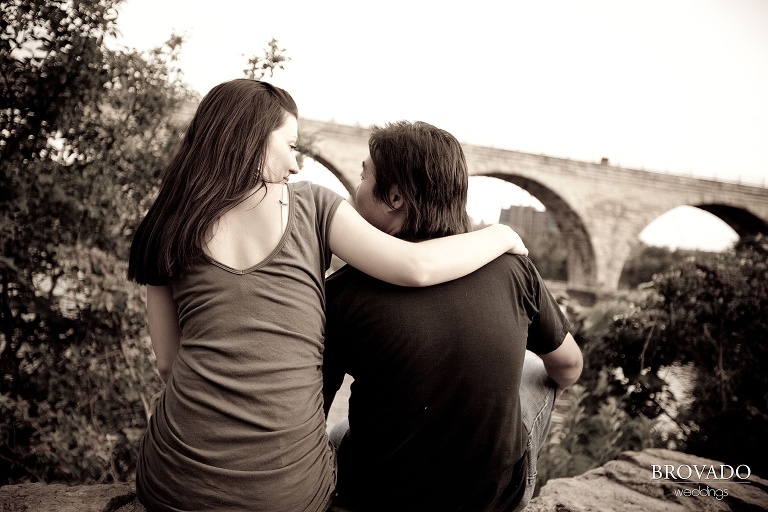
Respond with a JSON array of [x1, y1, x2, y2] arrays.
[[136, 182, 343, 512]]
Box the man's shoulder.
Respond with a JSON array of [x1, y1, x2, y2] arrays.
[[485, 253, 537, 276], [326, 264, 366, 294], [327, 263, 360, 281]]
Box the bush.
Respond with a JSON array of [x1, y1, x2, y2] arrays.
[[539, 236, 768, 486], [536, 378, 665, 492]]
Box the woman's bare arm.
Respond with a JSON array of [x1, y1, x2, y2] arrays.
[[146, 285, 182, 383], [329, 200, 528, 287]]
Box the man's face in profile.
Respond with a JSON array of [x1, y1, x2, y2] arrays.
[[355, 155, 404, 235]]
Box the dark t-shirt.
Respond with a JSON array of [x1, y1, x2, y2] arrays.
[[323, 254, 568, 512]]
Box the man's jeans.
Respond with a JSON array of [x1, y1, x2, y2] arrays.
[[328, 351, 557, 511], [515, 350, 557, 511]]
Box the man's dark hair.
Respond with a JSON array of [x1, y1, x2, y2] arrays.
[[368, 121, 472, 241]]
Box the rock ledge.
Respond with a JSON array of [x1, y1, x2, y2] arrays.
[[1, 449, 765, 511]]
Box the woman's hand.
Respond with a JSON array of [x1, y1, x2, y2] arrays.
[[499, 224, 528, 257]]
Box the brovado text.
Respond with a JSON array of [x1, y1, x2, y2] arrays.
[[652, 464, 751, 481]]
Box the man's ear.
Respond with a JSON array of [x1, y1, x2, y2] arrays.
[[388, 184, 404, 211]]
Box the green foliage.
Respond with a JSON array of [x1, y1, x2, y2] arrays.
[[581, 293, 682, 420], [243, 37, 290, 80], [547, 236, 768, 482], [654, 236, 768, 474], [533, 295, 667, 490], [2, 0, 295, 483], [526, 227, 568, 281], [1, 0, 192, 483], [536, 379, 664, 491], [619, 243, 718, 289]]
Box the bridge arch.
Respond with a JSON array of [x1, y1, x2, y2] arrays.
[[695, 204, 768, 238], [483, 173, 596, 292], [303, 153, 357, 200], [298, 118, 768, 296]]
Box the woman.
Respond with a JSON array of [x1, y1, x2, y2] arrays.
[[128, 79, 527, 511]]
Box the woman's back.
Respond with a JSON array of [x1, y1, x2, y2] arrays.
[[205, 184, 287, 271], [135, 182, 342, 511]]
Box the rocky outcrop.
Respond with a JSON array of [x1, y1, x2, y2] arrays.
[[0, 449, 765, 511], [0, 482, 142, 511], [527, 448, 768, 512]]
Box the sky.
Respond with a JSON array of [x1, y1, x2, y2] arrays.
[[109, 0, 768, 251]]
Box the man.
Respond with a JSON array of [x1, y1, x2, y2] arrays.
[[323, 121, 583, 512]]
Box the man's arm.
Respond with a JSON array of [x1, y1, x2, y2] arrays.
[[539, 333, 583, 396], [322, 310, 344, 419]]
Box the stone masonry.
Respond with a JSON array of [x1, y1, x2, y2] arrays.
[[298, 118, 768, 295]]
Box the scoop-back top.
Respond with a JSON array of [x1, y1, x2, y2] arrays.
[[136, 182, 343, 512]]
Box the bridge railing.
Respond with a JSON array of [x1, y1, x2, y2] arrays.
[[639, 166, 767, 189]]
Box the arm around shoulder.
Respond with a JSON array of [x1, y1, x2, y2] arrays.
[[539, 333, 583, 394], [328, 201, 528, 287]]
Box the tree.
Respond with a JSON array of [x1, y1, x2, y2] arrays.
[[1, 0, 194, 483], [534, 294, 666, 491], [589, 236, 768, 476], [655, 236, 768, 474], [526, 227, 568, 281], [618, 243, 717, 289], [2, 0, 292, 483], [243, 37, 290, 80]]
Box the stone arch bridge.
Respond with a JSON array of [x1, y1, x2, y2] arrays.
[[299, 119, 768, 298]]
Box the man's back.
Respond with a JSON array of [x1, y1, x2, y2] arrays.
[[323, 254, 568, 512]]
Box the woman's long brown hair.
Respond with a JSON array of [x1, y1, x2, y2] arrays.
[[127, 79, 298, 284]]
